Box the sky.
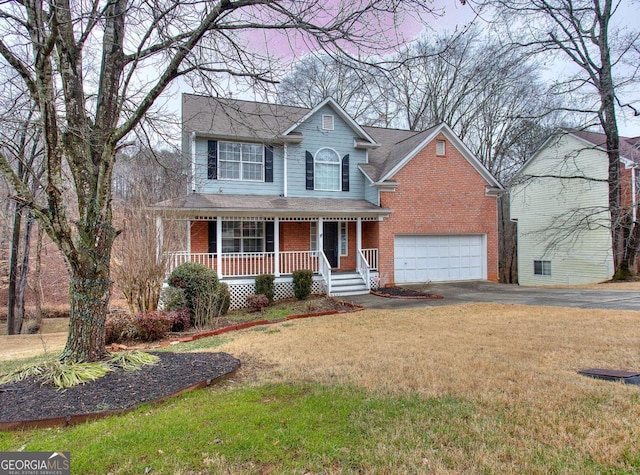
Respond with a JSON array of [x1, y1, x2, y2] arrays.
[[161, 0, 639, 138]]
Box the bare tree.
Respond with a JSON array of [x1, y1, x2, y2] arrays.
[[277, 53, 393, 125], [0, 0, 439, 362], [471, 0, 640, 277], [111, 145, 187, 314]]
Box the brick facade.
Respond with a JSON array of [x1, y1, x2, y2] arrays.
[[378, 133, 499, 286]]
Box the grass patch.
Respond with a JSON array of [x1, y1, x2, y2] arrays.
[[156, 335, 230, 353], [225, 296, 347, 324], [0, 382, 634, 474]]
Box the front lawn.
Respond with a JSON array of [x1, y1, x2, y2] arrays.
[[1, 303, 640, 473]]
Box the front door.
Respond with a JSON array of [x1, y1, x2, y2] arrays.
[[323, 222, 339, 268]]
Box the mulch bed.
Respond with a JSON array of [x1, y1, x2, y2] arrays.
[[372, 286, 443, 300], [0, 352, 240, 430]]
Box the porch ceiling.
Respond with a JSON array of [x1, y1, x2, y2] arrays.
[[152, 193, 391, 219]]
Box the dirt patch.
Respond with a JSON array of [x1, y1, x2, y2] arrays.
[[0, 352, 239, 429], [372, 286, 443, 299]]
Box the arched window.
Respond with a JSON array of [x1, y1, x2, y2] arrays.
[[314, 148, 341, 191]]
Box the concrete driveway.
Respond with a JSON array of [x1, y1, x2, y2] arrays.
[[345, 281, 640, 311]]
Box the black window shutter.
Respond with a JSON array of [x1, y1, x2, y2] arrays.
[[265, 221, 275, 252], [207, 140, 217, 180], [305, 151, 314, 190], [207, 220, 217, 254], [342, 154, 350, 192], [265, 145, 274, 183]]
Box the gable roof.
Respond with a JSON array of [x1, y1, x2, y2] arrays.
[[281, 97, 377, 145], [517, 128, 640, 178]]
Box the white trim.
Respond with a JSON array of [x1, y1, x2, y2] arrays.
[[283, 142, 288, 197], [376, 123, 503, 190], [190, 132, 196, 192], [281, 97, 377, 145]]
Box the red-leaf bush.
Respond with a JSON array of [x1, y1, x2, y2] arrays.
[[246, 294, 270, 312], [106, 310, 190, 344]]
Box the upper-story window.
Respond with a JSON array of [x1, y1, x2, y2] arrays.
[[218, 142, 264, 181], [314, 148, 341, 191]]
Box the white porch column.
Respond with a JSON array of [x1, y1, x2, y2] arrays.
[[216, 218, 223, 277], [356, 217, 362, 253], [274, 217, 280, 277], [155, 216, 163, 262], [317, 217, 324, 256]]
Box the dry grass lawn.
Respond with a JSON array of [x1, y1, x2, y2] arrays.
[[218, 303, 640, 471]]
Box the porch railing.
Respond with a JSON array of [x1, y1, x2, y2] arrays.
[[361, 248, 379, 271], [166, 251, 320, 277], [318, 251, 332, 295], [357, 249, 371, 290]]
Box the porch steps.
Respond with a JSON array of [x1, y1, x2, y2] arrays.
[[330, 272, 370, 297]]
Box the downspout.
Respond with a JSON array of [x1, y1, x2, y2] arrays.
[[633, 167, 637, 223], [283, 142, 288, 197]]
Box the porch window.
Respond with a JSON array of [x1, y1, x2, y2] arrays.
[[533, 260, 551, 276], [340, 222, 348, 256], [219, 142, 264, 181], [310, 222, 318, 251], [314, 148, 341, 191], [222, 221, 265, 253]]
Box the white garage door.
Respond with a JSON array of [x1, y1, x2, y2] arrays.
[[394, 235, 485, 283]]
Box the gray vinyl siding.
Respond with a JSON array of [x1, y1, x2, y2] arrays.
[[364, 177, 380, 206], [193, 137, 284, 195], [286, 105, 368, 200], [510, 134, 614, 286]]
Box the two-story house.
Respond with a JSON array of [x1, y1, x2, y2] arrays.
[[510, 129, 640, 286], [154, 94, 503, 308]]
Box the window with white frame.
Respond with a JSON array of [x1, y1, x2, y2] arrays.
[[310, 222, 318, 252], [533, 260, 551, 276], [218, 142, 264, 181], [315, 148, 341, 191], [340, 222, 348, 255], [322, 115, 334, 130], [222, 221, 264, 253], [436, 140, 446, 156]]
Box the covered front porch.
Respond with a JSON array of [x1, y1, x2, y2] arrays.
[[153, 194, 389, 307]]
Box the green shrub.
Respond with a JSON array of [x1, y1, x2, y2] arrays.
[[159, 286, 186, 311], [167, 262, 229, 325], [292, 269, 313, 300], [192, 281, 230, 328], [167, 262, 220, 311], [255, 274, 275, 302]]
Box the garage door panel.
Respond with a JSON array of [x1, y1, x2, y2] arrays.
[[394, 235, 485, 283]]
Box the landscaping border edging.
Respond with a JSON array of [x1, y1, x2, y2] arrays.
[[169, 302, 365, 344]]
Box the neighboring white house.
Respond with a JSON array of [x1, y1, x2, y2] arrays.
[[510, 129, 639, 286]]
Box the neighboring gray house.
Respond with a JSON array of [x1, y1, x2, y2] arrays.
[[510, 129, 640, 286]]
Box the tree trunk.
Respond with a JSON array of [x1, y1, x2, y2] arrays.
[[6, 204, 22, 335], [31, 224, 44, 329], [13, 210, 34, 334], [59, 265, 112, 363]]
